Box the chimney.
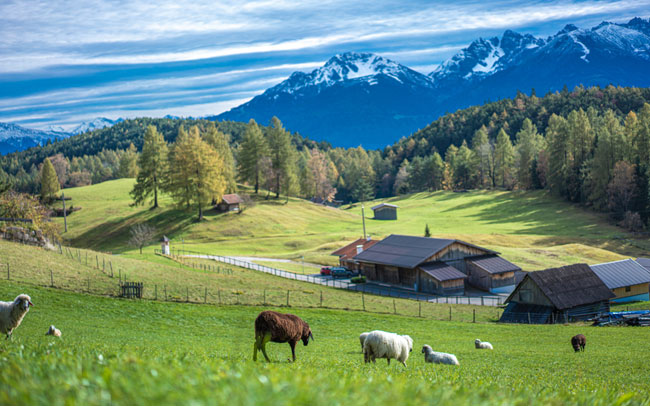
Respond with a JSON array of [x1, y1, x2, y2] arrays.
[[356, 245, 364, 255]]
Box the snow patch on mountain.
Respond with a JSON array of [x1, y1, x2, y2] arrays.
[[71, 117, 122, 135]]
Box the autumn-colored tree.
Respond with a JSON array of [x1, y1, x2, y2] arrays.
[[40, 158, 60, 201], [131, 125, 168, 208], [607, 161, 636, 220]]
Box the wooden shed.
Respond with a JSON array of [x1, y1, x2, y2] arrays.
[[353, 234, 516, 295], [590, 259, 650, 303], [371, 203, 398, 220], [216, 194, 241, 212], [500, 263, 614, 324], [466, 255, 521, 293], [330, 238, 379, 270]]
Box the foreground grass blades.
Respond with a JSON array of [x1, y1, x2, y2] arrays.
[[0, 282, 649, 405]]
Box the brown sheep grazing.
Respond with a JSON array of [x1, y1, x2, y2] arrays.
[[253, 310, 313, 362], [571, 334, 586, 352]]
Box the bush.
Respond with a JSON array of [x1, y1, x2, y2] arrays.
[[620, 211, 645, 232], [351, 276, 366, 284]]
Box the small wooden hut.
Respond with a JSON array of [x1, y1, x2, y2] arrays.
[[371, 203, 398, 220], [217, 194, 242, 212]]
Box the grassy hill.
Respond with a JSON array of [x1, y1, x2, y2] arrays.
[[1, 280, 649, 405], [54, 179, 644, 270]]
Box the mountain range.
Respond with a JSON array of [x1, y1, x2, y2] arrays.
[[214, 17, 650, 148]]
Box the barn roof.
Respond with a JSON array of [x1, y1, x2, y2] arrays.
[[467, 255, 521, 274], [419, 262, 467, 282], [331, 238, 379, 261], [637, 257, 650, 272], [590, 259, 650, 289], [353, 234, 495, 269], [221, 194, 242, 204], [512, 263, 614, 310], [371, 203, 398, 211]]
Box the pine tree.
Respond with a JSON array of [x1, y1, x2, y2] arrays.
[[40, 158, 60, 201], [131, 125, 168, 208], [267, 117, 294, 198], [203, 123, 237, 193], [424, 224, 431, 238], [515, 118, 544, 189], [546, 114, 570, 196], [166, 126, 226, 220], [494, 129, 515, 188], [119, 143, 139, 178], [237, 120, 269, 194], [471, 126, 492, 187]]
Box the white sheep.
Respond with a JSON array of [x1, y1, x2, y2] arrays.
[[421, 345, 459, 365], [0, 294, 33, 339], [363, 330, 413, 367], [474, 339, 493, 350], [46, 325, 61, 337], [359, 332, 370, 352]]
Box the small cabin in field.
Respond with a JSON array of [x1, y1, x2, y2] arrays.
[[352, 234, 520, 295], [590, 259, 650, 303], [500, 264, 614, 324], [371, 203, 398, 220], [466, 255, 521, 293], [330, 238, 379, 270], [217, 194, 241, 212], [160, 235, 170, 255]]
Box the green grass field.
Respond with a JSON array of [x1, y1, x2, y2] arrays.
[[1, 281, 649, 405], [54, 179, 645, 271]]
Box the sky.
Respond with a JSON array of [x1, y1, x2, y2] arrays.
[[0, 0, 648, 131]]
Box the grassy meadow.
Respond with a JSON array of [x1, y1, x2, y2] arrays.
[[1, 281, 649, 405], [54, 179, 646, 271]]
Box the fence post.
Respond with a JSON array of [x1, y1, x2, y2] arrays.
[[85, 252, 88, 265], [287, 290, 290, 307], [528, 312, 531, 324], [481, 296, 484, 306], [320, 291, 323, 307], [87, 278, 90, 292], [264, 289, 267, 305], [456, 296, 458, 304], [119, 270, 121, 283], [362, 291, 365, 311], [109, 262, 113, 274], [393, 299, 396, 314], [449, 306, 452, 321], [96, 255, 99, 268], [164, 285, 167, 301], [218, 289, 221, 305], [103, 258, 105, 272], [473, 309, 476, 323], [6, 263, 9, 280], [419, 301, 422, 318], [204, 287, 207, 304], [186, 287, 189, 302], [50, 269, 54, 287], [155, 284, 157, 300]]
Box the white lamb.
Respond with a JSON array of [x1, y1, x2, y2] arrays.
[[474, 339, 493, 350], [46, 325, 61, 337], [421, 345, 459, 365], [363, 330, 413, 367], [0, 294, 33, 339], [359, 332, 370, 352]]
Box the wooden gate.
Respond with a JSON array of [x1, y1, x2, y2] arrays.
[[121, 282, 143, 298]]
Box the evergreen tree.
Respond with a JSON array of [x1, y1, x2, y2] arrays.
[[267, 117, 295, 198], [494, 129, 515, 189], [452, 141, 475, 189], [40, 158, 60, 201], [515, 118, 544, 189], [566, 109, 594, 201], [237, 119, 269, 194], [546, 114, 570, 196], [119, 143, 139, 178], [424, 224, 431, 238], [166, 126, 226, 220], [131, 125, 168, 208], [471, 126, 492, 187]]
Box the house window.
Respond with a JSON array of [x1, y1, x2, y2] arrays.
[[625, 286, 631, 292]]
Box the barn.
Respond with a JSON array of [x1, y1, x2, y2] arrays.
[[371, 203, 398, 220], [590, 259, 650, 303], [216, 194, 242, 212], [353, 234, 520, 295], [330, 237, 379, 270], [466, 255, 521, 293], [500, 263, 614, 324]]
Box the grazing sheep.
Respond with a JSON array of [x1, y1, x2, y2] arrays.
[[571, 334, 586, 352], [422, 345, 459, 366], [359, 332, 370, 352], [46, 325, 61, 337], [363, 330, 413, 367], [253, 310, 313, 362], [475, 339, 493, 350], [0, 294, 33, 339]]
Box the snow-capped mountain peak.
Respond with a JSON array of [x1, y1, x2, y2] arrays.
[[71, 117, 122, 135]]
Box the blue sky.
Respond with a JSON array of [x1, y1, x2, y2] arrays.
[[0, 0, 648, 130]]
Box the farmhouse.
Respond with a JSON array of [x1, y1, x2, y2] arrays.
[[216, 194, 241, 212], [353, 234, 520, 295], [590, 259, 650, 303], [330, 237, 379, 270], [500, 263, 614, 324], [371, 203, 398, 220]]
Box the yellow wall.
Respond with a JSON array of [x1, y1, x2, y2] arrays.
[[612, 283, 649, 298]]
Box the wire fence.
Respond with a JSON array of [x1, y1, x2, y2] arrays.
[[166, 248, 506, 307]]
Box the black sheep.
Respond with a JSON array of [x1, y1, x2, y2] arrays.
[[253, 310, 313, 362], [571, 334, 586, 352]]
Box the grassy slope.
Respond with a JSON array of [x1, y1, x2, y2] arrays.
[[1, 282, 648, 405], [55, 179, 644, 270]]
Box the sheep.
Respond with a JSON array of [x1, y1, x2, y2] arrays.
[[0, 294, 33, 339], [359, 332, 370, 352], [362, 330, 413, 367], [475, 339, 493, 350], [46, 325, 61, 337], [253, 310, 313, 362], [571, 334, 586, 352], [421, 345, 459, 365]]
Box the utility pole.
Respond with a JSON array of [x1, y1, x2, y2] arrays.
[[361, 205, 367, 239], [61, 192, 67, 233]]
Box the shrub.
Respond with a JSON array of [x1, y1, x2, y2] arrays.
[[620, 211, 645, 232], [351, 276, 366, 284]]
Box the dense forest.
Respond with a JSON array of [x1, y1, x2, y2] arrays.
[[1, 85, 650, 230]]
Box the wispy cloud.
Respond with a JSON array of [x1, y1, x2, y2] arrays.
[[0, 0, 648, 128]]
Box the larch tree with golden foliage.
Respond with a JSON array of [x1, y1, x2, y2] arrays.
[[166, 126, 226, 221], [40, 157, 60, 202]]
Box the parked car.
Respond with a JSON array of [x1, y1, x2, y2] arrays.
[[320, 266, 332, 275], [331, 267, 356, 278]]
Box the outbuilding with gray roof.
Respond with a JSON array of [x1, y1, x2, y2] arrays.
[[590, 259, 650, 303]]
